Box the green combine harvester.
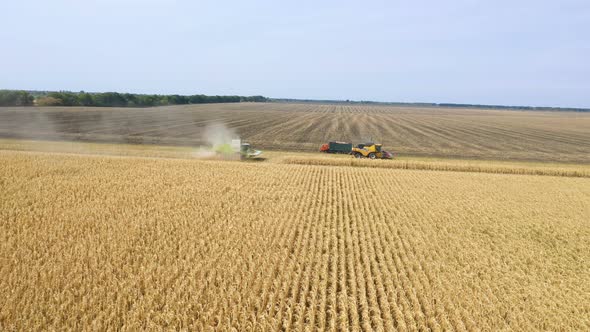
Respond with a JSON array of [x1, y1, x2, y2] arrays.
[[231, 138, 262, 160]]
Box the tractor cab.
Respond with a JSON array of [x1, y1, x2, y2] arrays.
[[240, 143, 250, 153]]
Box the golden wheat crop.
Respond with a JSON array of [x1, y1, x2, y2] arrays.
[[1, 150, 589, 331], [281, 156, 590, 178]]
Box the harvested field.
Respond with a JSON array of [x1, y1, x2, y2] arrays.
[[1, 103, 589, 162], [1, 150, 589, 330]]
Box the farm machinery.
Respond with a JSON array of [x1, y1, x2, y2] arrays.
[[203, 135, 262, 161], [231, 138, 262, 160], [319, 141, 352, 154], [320, 141, 393, 159], [352, 143, 392, 159]]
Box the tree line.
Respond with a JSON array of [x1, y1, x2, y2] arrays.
[[0, 90, 267, 107], [0, 90, 35, 106]]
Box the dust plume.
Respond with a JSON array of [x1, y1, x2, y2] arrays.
[[202, 122, 237, 147], [192, 122, 238, 159]]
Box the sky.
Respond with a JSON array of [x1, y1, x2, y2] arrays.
[[1, 0, 589, 108]]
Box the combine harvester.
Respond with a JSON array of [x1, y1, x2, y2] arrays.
[[320, 141, 393, 159], [231, 138, 262, 160], [209, 138, 262, 160]]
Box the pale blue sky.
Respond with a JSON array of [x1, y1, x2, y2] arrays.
[[1, 0, 589, 107]]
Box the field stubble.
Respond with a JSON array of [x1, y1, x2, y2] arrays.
[[1, 103, 589, 162], [1, 150, 589, 330]]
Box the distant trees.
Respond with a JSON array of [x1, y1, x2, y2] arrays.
[[36, 96, 63, 106], [0, 90, 35, 106], [242, 95, 267, 102], [91, 92, 128, 107], [0, 90, 268, 107], [46, 92, 79, 106], [77, 92, 94, 106]]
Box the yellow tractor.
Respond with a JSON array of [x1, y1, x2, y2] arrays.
[[351, 143, 392, 159]]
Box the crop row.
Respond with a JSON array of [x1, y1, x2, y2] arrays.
[[1, 151, 589, 330], [282, 156, 590, 178]]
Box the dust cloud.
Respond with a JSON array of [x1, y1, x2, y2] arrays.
[[0, 106, 240, 158], [192, 122, 238, 159], [202, 122, 236, 147]]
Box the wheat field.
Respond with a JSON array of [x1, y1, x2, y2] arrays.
[[2, 103, 589, 162], [1, 150, 589, 331]]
